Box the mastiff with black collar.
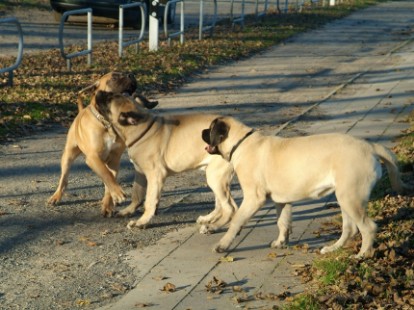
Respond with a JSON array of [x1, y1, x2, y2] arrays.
[[94, 91, 238, 232], [202, 116, 409, 258]]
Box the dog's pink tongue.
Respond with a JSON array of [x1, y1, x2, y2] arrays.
[[205, 145, 215, 154]]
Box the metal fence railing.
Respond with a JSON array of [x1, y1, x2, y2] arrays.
[[0, 17, 23, 86], [230, 0, 246, 29], [198, 0, 218, 40], [118, 2, 147, 57], [164, 0, 185, 46], [58, 8, 92, 71]]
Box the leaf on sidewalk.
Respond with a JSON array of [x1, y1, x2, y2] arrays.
[[161, 282, 176, 293], [219, 256, 234, 262]]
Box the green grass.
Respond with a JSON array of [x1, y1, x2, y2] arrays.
[[313, 254, 350, 286], [281, 294, 320, 310]]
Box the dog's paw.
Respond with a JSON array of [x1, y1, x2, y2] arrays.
[[270, 240, 287, 249], [320, 245, 338, 255], [127, 220, 147, 230], [199, 224, 216, 235], [117, 207, 135, 218], [196, 215, 208, 225], [127, 220, 136, 230], [112, 194, 126, 205], [212, 244, 227, 253], [111, 187, 126, 205], [47, 194, 61, 206]]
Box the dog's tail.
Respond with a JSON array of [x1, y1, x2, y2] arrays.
[[76, 83, 99, 112], [76, 95, 85, 112], [371, 142, 411, 194]]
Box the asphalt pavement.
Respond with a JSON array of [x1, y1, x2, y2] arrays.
[[98, 1, 414, 309]]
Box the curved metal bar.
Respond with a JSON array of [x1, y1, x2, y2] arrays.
[[230, 0, 245, 29], [119, 2, 146, 57], [0, 17, 24, 86], [58, 8, 92, 71], [164, 0, 184, 46], [199, 0, 217, 40]]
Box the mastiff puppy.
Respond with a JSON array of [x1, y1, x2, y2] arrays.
[[94, 91, 238, 231], [202, 116, 409, 258], [48, 72, 158, 217]]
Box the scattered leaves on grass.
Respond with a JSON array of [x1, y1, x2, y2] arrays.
[[0, 0, 381, 143]]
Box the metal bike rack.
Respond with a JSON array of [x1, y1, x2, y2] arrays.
[[230, 0, 245, 29], [198, 0, 217, 40], [164, 0, 184, 46], [118, 2, 146, 57], [255, 0, 268, 19], [58, 8, 92, 71], [0, 17, 24, 87]]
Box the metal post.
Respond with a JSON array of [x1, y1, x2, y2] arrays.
[[149, 0, 160, 51], [118, 3, 146, 57], [199, 0, 217, 40], [87, 11, 92, 66], [164, 0, 184, 46], [199, 0, 204, 40], [58, 8, 93, 71]]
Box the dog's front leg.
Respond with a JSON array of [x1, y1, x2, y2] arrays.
[[198, 158, 236, 234], [213, 193, 265, 253], [85, 155, 126, 205], [127, 170, 166, 229], [118, 171, 147, 217]]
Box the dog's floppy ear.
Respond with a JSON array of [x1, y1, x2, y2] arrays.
[[210, 118, 229, 146], [95, 90, 114, 107], [119, 111, 146, 126], [134, 93, 159, 110]]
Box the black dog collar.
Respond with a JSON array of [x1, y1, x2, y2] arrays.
[[228, 130, 254, 161]]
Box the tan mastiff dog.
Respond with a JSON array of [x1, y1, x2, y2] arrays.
[[202, 116, 409, 258], [48, 72, 158, 217], [94, 91, 238, 231]]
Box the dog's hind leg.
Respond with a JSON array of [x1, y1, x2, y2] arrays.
[[198, 158, 237, 234], [322, 189, 376, 258], [320, 209, 359, 255], [271, 203, 292, 248], [48, 141, 81, 205]]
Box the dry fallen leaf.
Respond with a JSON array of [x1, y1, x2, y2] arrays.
[[161, 282, 176, 293], [219, 256, 234, 263], [267, 252, 278, 260], [205, 276, 227, 294], [76, 299, 91, 306]]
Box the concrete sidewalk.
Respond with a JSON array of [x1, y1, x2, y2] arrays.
[[100, 2, 414, 309]]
